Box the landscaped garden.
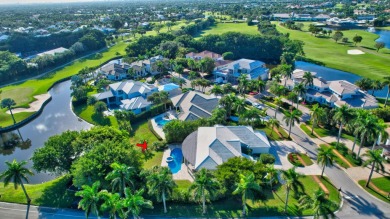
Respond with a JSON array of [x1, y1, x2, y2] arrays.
[[288, 152, 313, 167], [358, 176, 390, 204]]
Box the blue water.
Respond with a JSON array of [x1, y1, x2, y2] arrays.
[[295, 61, 388, 98], [161, 83, 180, 91], [155, 116, 171, 126], [168, 148, 183, 174], [374, 29, 390, 49]]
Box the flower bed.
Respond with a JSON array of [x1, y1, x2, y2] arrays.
[[287, 153, 304, 167]]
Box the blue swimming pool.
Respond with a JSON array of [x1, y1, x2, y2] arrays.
[[154, 116, 171, 126], [167, 148, 183, 174]]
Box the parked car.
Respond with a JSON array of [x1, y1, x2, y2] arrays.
[[249, 91, 259, 95], [244, 100, 253, 106]]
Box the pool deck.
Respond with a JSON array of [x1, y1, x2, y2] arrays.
[[161, 144, 194, 182], [150, 111, 177, 140]]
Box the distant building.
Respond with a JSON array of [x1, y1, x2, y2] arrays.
[[185, 50, 223, 61], [100, 60, 130, 81], [182, 125, 271, 171], [94, 80, 158, 114], [130, 55, 166, 78], [283, 69, 378, 109], [213, 58, 269, 83], [37, 47, 69, 57]]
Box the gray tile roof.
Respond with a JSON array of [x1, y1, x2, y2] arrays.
[[94, 90, 114, 100], [120, 97, 151, 110], [109, 80, 156, 95]]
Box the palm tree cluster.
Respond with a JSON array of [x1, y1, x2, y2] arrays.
[[354, 77, 384, 97]]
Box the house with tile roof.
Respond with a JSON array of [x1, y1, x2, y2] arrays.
[[213, 58, 269, 83], [170, 91, 219, 121], [94, 80, 158, 114], [185, 50, 223, 61], [182, 126, 271, 171], [130, 55, 167, 78], [284, 69, 378, 109], [99, 60, 130, 81]]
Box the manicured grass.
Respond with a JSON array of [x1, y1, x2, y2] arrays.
[[274, 22, 390, 80], [143, 151, 164, 169], [73, 103, 118, 128], [195, 23, 259, 39], [0, 111, 35, 128], [371, 176, 390, 192], [175, 180, 192, 191], [358, 178, 390, 204], [0, 175, 76, 208], [258, 126, 289, 141], [300, 124, 317, 138], [145, 175, 341, 217], [300, 153, 314, 166], [129, 121, 160, 146]]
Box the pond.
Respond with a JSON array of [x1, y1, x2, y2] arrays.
[[374, 29, 390, 49], [0, 80, 92, 184], [295, 61, 388, 98]]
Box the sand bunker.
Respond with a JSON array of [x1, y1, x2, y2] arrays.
[[7, 93, 51, 114], [348, 49, 365, 55]]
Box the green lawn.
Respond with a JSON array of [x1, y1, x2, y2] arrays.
[[145, 175, 341, 217], [258, 126, 289, 141], [274, 22, 390, 80], [0, 175, 76, 208], [73, 103, 118, 128], [300, 153, 314, 166], [300, 124, 317, 138], [195, 23, 259, 39], [358, 177, 390, 204], [320, 144, 350, 169]]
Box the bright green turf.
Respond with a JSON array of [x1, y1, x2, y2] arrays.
[[358, 178, 390, 204], [195, 23, 259, 39]]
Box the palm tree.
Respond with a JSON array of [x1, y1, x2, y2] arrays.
[[356, 114, 378, 158], [299, 189, 338, 219], [273, 97, 283, 118], [146, 167, 176, 213], [241, 108, 262, 127], [0, 159, 34, 204], [188, 71, 198, 81], [121, 188, 153, 218], [233, 98, 246, 115], [238, 74, 249, 95], [283, 109, 302, 138], [253, 79, 266, 94], [371, 119, 388, 150], [302, 71, 314, 87], [370, 80, 383, 97], [317, 147, 336, 177], [287, 92, 297, 106], [187, 58, 195, 71], [100, 191, 122, 219], [333, 105, 353, 145], [210, 85, 223, 97], [292, 83, 306, 109], [267, 118, 280, 137], [219, 94, 237, 117], [75, 181, 104, 219], [169, 59, 176, 71], [264, 164, 279, 189], [211, 108, 228, 124], [189, 168, 220, 214], [232, 173, 261, 216], [174, 64, 184, 78], [1, 98, 17, 124], [105, 162, 135, 197], [362, 150, 385, 187], [383, 76, 390, 107], [310, 104, 326, 135], [281, 167, 304, 213], [281, 64, 292, 86]]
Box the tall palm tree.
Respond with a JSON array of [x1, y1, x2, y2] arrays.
[[283, 109, 302, 138], [100, 191, 122, 219], [105, 163, 135, 197], [292, 83, 306, 109], [253, 79, 266, 94], [267, 118, 280, 137], [264, 164, 279, 189], [232, 173, 261, 216], [187, 58, 195, 71], [310, 104, 326, 135], [1, 98, 17, 124], [371, 119, 388, 150], [189, 168, 220, 214], [0, 159, 34, 204], [302, 71, 314, 87], [281, 64, 292, 86], [370, 80, 384, 97], [317, 147, 336, 177], [355, 114, 378, 158], [219, 94, 237, 117], [281, 167, 305, 213], [122, 188, 153, 218], [273, 97, 283, 118], [211, 108, 228, 124], [169, 59, 176, 71], [188, 71, 198, 81], [238, 74, 249, 95], [75, 181, 104, 219], [240, 108, 262, 127], [174, 64, 184, 78], [383, 76, 390, 107], [299, 189, 338, 219], [362, 150, 385, 187], [146, 167, 176, 213], [233, 98, 247, 115], [332, 105, 353, 145]]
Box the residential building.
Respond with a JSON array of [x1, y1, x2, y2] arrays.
[[94, 80, 158, 114], [130, 55, 166, 78], [284, 69, 378, 109], [99, 60, 130, 81], [213, 58, 269, 83], [182, 125, 271, 171], [37, 47, 69, 57], [185, 50, 223, 61], [171, 91, 219, 121]]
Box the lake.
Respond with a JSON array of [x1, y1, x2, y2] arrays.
[[295, 61, 388, 98], [374, 29, 390, 49], [0, 80, 92, 184]]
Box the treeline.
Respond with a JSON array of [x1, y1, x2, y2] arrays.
[[0, 30, 106, 84]]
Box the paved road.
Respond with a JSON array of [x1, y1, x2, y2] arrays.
[[260, 101, 390, 219]]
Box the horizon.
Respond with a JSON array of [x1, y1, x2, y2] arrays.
[[0, 0, 120, 5]]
